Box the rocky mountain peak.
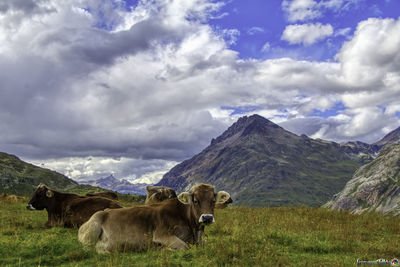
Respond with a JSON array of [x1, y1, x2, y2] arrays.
[[211, 114, 285, 145], [374, 126, 400, 147], [84, 174, 147, 195], [99, 174, 117, 182]]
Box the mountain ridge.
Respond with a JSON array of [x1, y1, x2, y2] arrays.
[[156, 114, 375, 206], [83, 174, 147, 195], [373, 126, 400, 147]]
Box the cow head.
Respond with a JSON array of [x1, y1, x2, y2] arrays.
[[26, 183, 54, 210], [155, 187, 177, 201], [177, 184, 230, 225], [146, 186, 177, 201]]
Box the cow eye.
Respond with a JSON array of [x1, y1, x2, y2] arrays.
[[193, 199, 199, 205]]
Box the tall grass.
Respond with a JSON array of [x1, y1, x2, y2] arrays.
[[0, 199, 399, 266]]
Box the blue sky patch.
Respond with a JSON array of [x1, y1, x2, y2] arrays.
[[310, 102, 346, 118], [222, 105, 260, 115], [209, 0, 400, 61]]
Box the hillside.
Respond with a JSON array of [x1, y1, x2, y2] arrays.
[[325, 144, 400, 215], [0, 152, 95, 196], [156, 114, 368, 206]]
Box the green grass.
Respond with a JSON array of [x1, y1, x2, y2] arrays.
[[1, 199, 399, 266]]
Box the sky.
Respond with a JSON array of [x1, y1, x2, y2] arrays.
[[0, 0, 399, 184]]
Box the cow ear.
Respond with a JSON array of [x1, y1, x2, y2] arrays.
[[177, 192, 191, 205], [216, 191, 230, 204], [46, 190, 54, 198]]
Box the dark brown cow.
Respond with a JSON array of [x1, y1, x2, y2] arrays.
[[78, 184, 230, 253], [86, 191, 118, 200], [27, 183, 122, 228], [145, 186, 177, 204]]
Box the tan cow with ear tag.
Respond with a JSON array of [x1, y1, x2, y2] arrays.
[[78, 184, 230, 253]]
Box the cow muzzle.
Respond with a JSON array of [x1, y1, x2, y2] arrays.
[[26, 204, 36, 210], [199, 214, 215, 224]]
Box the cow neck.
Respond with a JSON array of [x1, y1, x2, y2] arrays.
[[47, 190, 78, 213]]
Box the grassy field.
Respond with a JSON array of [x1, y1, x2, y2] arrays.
[[0, 198, 399, 266]]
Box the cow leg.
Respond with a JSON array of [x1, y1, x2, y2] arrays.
[[152, 230, 188, 250], [95, 240, 111, 254], [196, 230, 209, 246], [44, 213, 53, 228], [44, 220, 52, 228], [194, 225, 207, 246], [45, 214, 61, 228]]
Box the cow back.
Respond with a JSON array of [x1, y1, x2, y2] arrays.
[[64, 197, 122, 227], [86, 192, 118, 200]]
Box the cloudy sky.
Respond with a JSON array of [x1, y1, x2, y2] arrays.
[[1, 0, 399, 183]]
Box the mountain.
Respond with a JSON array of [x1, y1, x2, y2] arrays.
[[334, 126, 400, 161], [156, 114, 368, 206], [373, 126, 400, 147], [339, 141, 380, 163], [83, 174, 147, 195], [0, 152, 78, 196], [325, 144, 400, 215]]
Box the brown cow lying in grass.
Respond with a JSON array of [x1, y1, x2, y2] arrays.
[[26, 183, 122, 228], [145, 186, 177, 204], [78, 184, 230, 253]]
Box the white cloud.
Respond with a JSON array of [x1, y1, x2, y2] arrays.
[[261, 42, 270, 52], [334, 27, 351, 37], [247, 26, 265, 35], [280, 108, 399, 144], [282, 0, 320, 22], [220, 28, 240, 45], [282, 0, 362, 22], [30, 156, 178, 183], [336, 17, 400, 88], [281, 23, 334, 45]]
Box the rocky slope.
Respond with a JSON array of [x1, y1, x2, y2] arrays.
[[156, 114, 367, 206], [325, 144, 400, 215], [84, 174, 147, 195], [374, 126, 400, 147]]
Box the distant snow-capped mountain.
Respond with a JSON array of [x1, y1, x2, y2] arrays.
[[82, 174, 148, 195]]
